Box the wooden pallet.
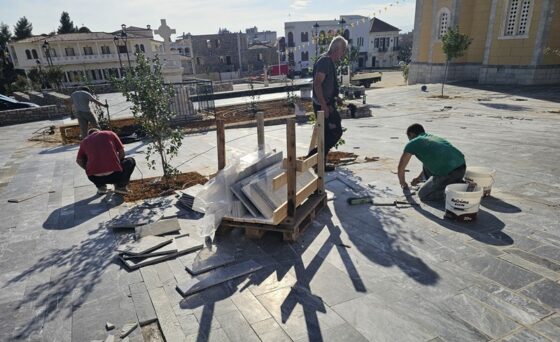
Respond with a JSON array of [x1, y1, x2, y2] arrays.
[[220, 192, 327, 241], [216, 111, 326, 241]]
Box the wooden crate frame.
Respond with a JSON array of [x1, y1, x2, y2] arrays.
[[218, 111, 327, 241]]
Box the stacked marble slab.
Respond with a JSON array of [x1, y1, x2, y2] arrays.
[[229, 151, 317, 221]]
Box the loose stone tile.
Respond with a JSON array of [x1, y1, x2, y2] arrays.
[[520, 279, 560, 310], [129, 283, 157, 325], [531, 245, 560, 264], [459, 255, 542, 290], [247, 266, 298, 297], [251, 318, 291, 342], [106, 321, 115, 330], [502, 328, 549, 342], [499, 253, 560, 280], [182, 247, 235, 275], [315, 322, 369, 342], [120, 322, 138, 338], [135, 218, 181, 238], [122, 240, 178, 259], [444, 293, 519, 339], [176, 313, 200, 336], [177, 260, 262, 297], [116, 236, 174, 256]]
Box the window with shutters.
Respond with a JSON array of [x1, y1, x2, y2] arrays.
[[503, 0, 533, 37]]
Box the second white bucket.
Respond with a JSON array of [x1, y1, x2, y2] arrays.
[[465, 166, 496, 197], [445, 183, 483, 222]]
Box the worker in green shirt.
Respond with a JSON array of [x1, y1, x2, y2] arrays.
[[397, 123, 466, 201]]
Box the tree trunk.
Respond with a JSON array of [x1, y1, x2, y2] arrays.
[[441, 60, 449, 97]]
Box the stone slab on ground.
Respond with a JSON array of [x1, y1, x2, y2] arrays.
[[116, 236, 174, 256], [122, 239, 178, 259], [106, 206, 164, 229], [129, 283, 158, 325], [176, 260, 262, 297], [181, 247, 235, 275], [135, 218, 181, 238]]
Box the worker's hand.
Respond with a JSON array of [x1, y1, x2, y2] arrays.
[[104, 104, 109, 108], [411, 177, 421, 186], [400, 181, 409, 190]]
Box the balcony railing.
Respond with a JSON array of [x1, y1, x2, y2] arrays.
[[378, 47, 388, 52]]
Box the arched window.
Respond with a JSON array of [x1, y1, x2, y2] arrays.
[[140, 44, 145, 52], [25, 49, 32, 59], [301, 51, 308, 61], [135, 44, 140, 53], [436, 8, 451, 40], [31, 49, 38, 59], [301, 32, 308, 42], [288, 32, 294, 47], [288, 52, 294, 66]]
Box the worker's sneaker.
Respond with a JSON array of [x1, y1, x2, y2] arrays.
[[114, 186, 130, 195], [96, 185, 108, 195]]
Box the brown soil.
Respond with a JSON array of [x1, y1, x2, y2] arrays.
[[124, 172, 207, 202], [327, 151, 358, 165]]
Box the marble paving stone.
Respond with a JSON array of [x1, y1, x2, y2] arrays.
[[531, 245, 560, 264], [548, 315, 560, 327], [520, 279, 560, 310], [122, 240, 178, 259], [459, 255, 542, 290], [444, 293, 519, 339], [116, 236, 173, 256], [106, 206, 164, 229], [120, 322, 138, 338], [129, 283, 157, 325], [331, 294, 435, 342], [310, 323, 369, 342], [257, 286, 346, 341], [251, 318, 291, 342], [146, 286, 185, 341], [135, 218, 181, 238], [214, 309, 260, 342], [176, 260, 262, 297], [182, 247, 235, 275], [176, 313, 200, 336], [499, 253, 560, 280], [247, 266, 298, 297], [470, 282, 552, 318], [230, 288, 271, 324], [502, 329, 549, 342], [505, 248, 560, 272], [230, 151, 283, 217], [121, 236, 203, 270], [462, 286, 544, 325], [531, 319, 560, 341]]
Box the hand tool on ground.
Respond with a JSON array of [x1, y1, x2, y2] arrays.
[[8, 190, 55, 203]]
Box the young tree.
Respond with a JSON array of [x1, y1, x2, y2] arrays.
[[58, 12, 77, 34], [441, 26, 472, 96], [113, 54, 183, 184], [13, 17, 33, 40], [0, 23, 12, 52]]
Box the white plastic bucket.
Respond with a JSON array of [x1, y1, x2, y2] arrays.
[[465, 166, 496, 197], [445, 183, 483, 222]]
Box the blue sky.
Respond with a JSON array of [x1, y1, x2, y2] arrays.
[[0, 0, 415, 38]]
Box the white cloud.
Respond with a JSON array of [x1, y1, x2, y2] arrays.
[[290, 0, 309, 10]]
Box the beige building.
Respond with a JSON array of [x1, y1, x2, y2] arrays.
[[7, 26, 162, 86], [408, 0, 560, 85]]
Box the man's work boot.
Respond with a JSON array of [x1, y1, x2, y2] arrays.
[[96, 185, 108, 195], [114, 186, 130, 195]]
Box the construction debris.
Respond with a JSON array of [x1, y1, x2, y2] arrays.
[[116, 235, 173, 256], [105, 322, 115, 331], [119, 322, 138, 338], [7, 190, 55, 203], [180, 247, 235, 275]]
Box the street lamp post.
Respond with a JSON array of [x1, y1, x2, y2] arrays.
[[338, 18, 346, 35], [121, 24, 131, 68], [36, 59, 45, 89], [113, 36, 124, 74], [313, 22, 320, 59]]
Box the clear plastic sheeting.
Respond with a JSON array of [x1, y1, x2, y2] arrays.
[[193, 148, 275, 238]]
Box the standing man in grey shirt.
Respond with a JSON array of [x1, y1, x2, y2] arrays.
[[309, 36, 347, 171], [71, 86, 108, 139]]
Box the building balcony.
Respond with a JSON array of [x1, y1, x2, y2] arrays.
[[378, 47, 388, 52], [48, 53, 128, 65]]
